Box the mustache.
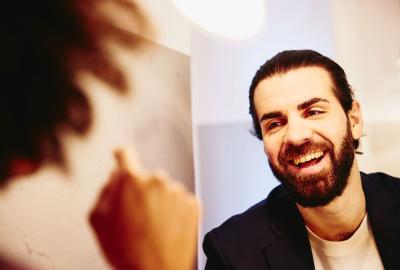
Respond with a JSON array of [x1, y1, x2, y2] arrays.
[[279, 141, 332, 163]]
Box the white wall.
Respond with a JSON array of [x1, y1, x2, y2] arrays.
[[331, 0, 400, 176], [191, 0, 335, 126]]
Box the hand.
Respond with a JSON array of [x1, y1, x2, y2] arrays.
[[89, 148, 199, 270]]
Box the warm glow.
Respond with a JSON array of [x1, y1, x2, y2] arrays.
[[170, 0, 266, 40]]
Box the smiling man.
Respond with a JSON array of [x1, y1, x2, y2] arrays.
[[203, 50, 400, 270]]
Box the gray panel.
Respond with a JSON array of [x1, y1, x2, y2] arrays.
[[198, 121, 279, 237], [127, 35, 195, 192]]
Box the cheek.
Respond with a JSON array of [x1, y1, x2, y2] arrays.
[[314, 116, 348, 148], [263, 140, 280, 163]]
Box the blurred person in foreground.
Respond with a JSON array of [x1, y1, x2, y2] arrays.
[[203, 50, 400, 270], [1, 1, 198, 270]]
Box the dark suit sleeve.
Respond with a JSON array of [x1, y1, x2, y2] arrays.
[[203, 231, 231, 270]]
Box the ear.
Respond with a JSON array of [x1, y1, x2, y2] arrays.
[[348, 101, 363, 140]]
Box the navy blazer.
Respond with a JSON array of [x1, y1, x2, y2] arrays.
[[203, 172, 400, 270]]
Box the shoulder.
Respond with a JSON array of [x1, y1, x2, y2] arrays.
[[362, 172, 400, 193], [362, 171, 400, 207], [205, 184, 287, 238], [203, 184, 290, 256]]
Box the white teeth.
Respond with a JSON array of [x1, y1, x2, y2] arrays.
[[293, 151, 324, 166]]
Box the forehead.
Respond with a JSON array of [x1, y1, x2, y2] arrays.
[[254, 66, 339, 116]]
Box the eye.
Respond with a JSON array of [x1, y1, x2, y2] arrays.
[[266, 119, 285, 132], [305, 109, 324, 117]]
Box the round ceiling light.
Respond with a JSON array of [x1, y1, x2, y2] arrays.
[[170, 0, 266, 40]]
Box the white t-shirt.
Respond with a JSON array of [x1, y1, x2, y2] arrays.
[[306, 215, 384, 270]]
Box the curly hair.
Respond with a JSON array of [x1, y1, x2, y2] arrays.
[[0, 0, 149, 184]]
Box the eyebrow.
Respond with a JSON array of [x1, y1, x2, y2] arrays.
[[297, 97, 329, 111], [259, 97, 329, 123], [259, 111, 284, 123]]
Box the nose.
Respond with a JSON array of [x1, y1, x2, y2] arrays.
[[283, 117, 313, 146]]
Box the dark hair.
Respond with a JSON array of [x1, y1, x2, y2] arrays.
[[249, 49, 359, 149], [0, 0, 149, 184]]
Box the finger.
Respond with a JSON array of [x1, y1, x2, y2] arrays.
[[168, 180, 185, 194], [114, 147, 148, 180], [152, 169, 169, 181], [90, 170, 128, 218], [145, 169, 177, 192], [145, 176, 167, 192], [114, 148, 129, 171]]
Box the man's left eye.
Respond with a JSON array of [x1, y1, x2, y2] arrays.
[[306, 110, 323, 117]]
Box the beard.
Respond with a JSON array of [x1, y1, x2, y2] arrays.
[[268, 122, 355, 208]]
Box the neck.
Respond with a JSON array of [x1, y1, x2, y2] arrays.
[[297, 161, 366, 241]]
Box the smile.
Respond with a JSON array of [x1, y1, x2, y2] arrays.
[[292, 150, 324, 166]]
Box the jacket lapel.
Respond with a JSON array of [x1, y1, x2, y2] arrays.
[[363, 173, 400, 269], [262, 191, 315, 270]]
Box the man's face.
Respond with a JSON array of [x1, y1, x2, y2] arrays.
[[253, 67, 360, 207]]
